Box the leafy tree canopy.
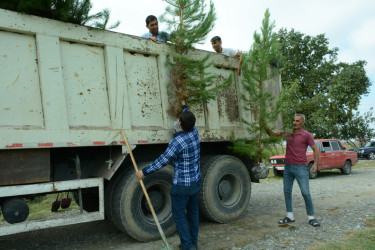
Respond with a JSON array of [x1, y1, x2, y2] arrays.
[[339, 108, 375, 148], [0, 0, 120, 29], [278, 28, 371, 138]]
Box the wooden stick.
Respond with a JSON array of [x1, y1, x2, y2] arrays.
[[121, 130, 170, 250]]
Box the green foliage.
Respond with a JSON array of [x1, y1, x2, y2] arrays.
[[161, 0, 231, 117], [278, 28, 372, 138], [0, 0, 120, 29], [93, 9, 120, 30], [339, 108, 375, 148], [231, 9, 283, 165]]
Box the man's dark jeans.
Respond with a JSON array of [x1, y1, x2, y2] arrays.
[[170, 180, 201, 250], [283, 164, 314, 216]]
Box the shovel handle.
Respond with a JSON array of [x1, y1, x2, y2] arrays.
[[121, 130, 170, 250]]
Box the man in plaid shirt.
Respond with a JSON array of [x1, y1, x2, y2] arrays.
[[136, 103, 201, 250]]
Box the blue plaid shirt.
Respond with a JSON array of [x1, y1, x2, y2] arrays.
[[142, 106, 201, 186]]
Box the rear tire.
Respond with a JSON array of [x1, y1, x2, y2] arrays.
[[340, 160, 352, 175], [112, 162, 175, 242], [72, 188, 99, 212], [199, 155, 251, 223], [104, 164, 131, 227]]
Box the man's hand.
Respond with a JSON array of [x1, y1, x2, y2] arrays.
[[148, 36, 157, 42], [236, 52, 243, 76], [136, 170, 144, 180], [310, 163, 318, 173]]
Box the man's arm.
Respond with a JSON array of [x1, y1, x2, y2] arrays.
[[310, 144, 319, 173], [140, 33, 158, 41], [265, 127, 284, 137], [148, 36, 157, 41], [136, 141, 179, 180], [235, 51, 243, 76]]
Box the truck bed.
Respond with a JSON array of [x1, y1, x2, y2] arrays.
[[0, 8, 281, 150]]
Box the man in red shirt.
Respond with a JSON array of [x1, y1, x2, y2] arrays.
[[267, 114, 320, 227]]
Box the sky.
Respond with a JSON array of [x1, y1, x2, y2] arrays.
[[91, 0, 375, 116]]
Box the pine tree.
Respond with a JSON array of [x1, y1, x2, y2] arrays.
[[0, 0, 119, 30], [231, 9, 283, 166], [160, 0, 231, 117]]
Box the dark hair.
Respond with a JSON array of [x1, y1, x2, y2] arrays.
[[145, 15, 157, 25], [210, 36, 221, 43], [180, 111, 196, 131]]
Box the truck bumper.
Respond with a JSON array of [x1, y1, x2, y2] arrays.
[[272, 165, 285, 171]]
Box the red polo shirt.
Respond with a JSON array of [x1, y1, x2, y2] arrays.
[[285, 129, 315, 165]]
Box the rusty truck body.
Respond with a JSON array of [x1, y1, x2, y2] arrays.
[[0, 8, 281, 241]]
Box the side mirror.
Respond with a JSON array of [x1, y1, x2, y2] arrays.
[[321, 150, 326, 153]]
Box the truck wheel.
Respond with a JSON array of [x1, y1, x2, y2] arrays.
[[72, 188, 99, 212], [104, 165, 131, 226], [112, 162, 175, 242], [369, 152, 375, 160], [199, 155, 251, 223], [273, 167, 283, 177], [1, 197, 29, 224], [340, 160, 352, 175], [308, 163, 317, 179]]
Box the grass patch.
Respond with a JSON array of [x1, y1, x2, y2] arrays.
[[312, 216, 375, 250], [354, 159, 375, 171], [1, 192, 79, 224]]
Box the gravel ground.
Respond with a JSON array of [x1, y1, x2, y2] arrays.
[[233, 165, 375, 250], [1, 161, 374, 250]]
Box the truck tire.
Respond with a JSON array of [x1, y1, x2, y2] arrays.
[[1, 197, 29, 224], [308, 162, 317, 179], [72, 188, 99, 212], [104, 165, 131, 227], [199, 155, 251, 223], [112, 162, 175, 242], [340, 160, 352, 175]]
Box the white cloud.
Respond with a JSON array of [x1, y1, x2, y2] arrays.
[[351, 18, 375, 49]]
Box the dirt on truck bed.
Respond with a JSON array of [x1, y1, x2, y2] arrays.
[[1, 160, 374, 250]]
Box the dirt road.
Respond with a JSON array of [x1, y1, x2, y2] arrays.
[[1, 161, 374, 250]]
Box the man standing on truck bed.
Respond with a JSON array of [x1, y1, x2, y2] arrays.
[[136, 101, 201, 250], [266, 114, 320, 227], [141, 15, 169, 42], [210, 36, 242, 75]]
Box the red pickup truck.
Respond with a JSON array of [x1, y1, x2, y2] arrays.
[[269, 139, 358, 179]]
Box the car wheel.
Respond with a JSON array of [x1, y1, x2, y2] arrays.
[[341, 160, 352, 175], [112, 162, 175, 242], [273, 167, 283, 177], [369, 152, 375, 160], [308, 162, 317, 179], [199, 155, 251, 223]]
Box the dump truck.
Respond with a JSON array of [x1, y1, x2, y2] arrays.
[[0, 8, 281, 241]]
